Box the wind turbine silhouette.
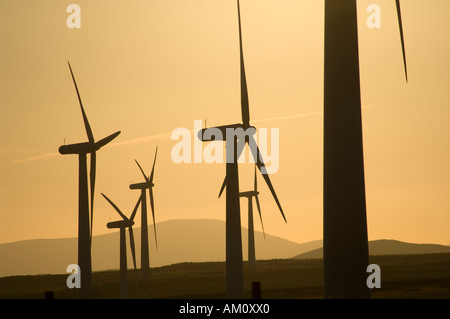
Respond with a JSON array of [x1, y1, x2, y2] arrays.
[[129, 146, 158, 280], [59, 61, 120, 298], [102, 193, 141, 299], [323, 0, 408, 298], [198, 0, 286, 298], [219, 166, 265, 270]]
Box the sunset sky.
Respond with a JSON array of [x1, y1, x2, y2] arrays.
[[1, 0, 449, 248]]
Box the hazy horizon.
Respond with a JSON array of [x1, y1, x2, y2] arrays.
[[1, 218, 448, 279], [0, 217, 448, 247]]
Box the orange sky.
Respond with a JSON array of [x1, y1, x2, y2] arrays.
[[1, 0, 449, 246]]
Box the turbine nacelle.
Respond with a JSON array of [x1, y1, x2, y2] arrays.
[[129, 181, 154, 190], [59, 141, 95, 155], [198, 123, 255, 142], [107, 219, 135, 229], [239, 190, 259, 198], [59, 131, 120, 155]]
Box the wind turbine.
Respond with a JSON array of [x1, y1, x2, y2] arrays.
[[220, 166, 265, 270], [129, 146, 158, 280], [323, 0, 408, 298], [198, 0, 286, 298], [102, 193, 141, 299], [59, 61, 121, 298]]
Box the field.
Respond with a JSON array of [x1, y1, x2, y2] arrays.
[[0, 253, 449, 299]]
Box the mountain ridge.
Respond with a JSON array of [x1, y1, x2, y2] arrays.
[[0, 219, 319, 277], [292, 239, 450, 259], [1, 219, 448, 278]]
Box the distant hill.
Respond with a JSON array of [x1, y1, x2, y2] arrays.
[[3, 220, 447, 278], [292, 239, 450, 259], [0, 219, 321, 278]]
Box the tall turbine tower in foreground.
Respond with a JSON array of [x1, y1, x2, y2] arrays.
[[59, 62, 121, 298], [323, 0, 408, 298], [199, 0, 286, 298]]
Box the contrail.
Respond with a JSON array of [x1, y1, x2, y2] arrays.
[[5, 152, 60, 165], [252, 104, 372, 124], [252, 109, 324, 124], [107, 108, 333, 149], [109, 131, 174, 148], [3, 105, 373, 165]]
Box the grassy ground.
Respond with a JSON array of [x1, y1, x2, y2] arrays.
[[0, 253, 449, 299]]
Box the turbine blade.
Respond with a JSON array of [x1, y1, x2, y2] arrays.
[[254, 164, 257, 191], [89, 152, 96, 240], [255, 195, 265, 240], [129, 225, 140, 294], [129, 226, 137, 272], [95, 131, 121, 150], [135, 159, 149, 183], [252, 140, 287, 223], [149, 146, 158, 183], [395, 0, 408, 82], [218, 176, 226, 198], [130, 194, 142, 222], [67, 61, 95, 143], [237, 0, 250, 127], [101, 193, 128, 221], [149, 188, 158, 250], [236, 136, 246, 162]]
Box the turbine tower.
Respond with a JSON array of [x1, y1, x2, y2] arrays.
[[102, 193, 141, 299], [323, 0, 408, 298], [59, 61, 120, 298], [130, 146, 158, 280], [198, 0, 286, 298], [220, 166, 265, 270]]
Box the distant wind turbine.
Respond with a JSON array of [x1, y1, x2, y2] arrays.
[[198, 0, 286, 298], [323, 0, 408, 298], [102, 193, 141, 299], [130, 146, 158, 280], [59, 61, 120, 298], [220, 165, 265, 270]]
